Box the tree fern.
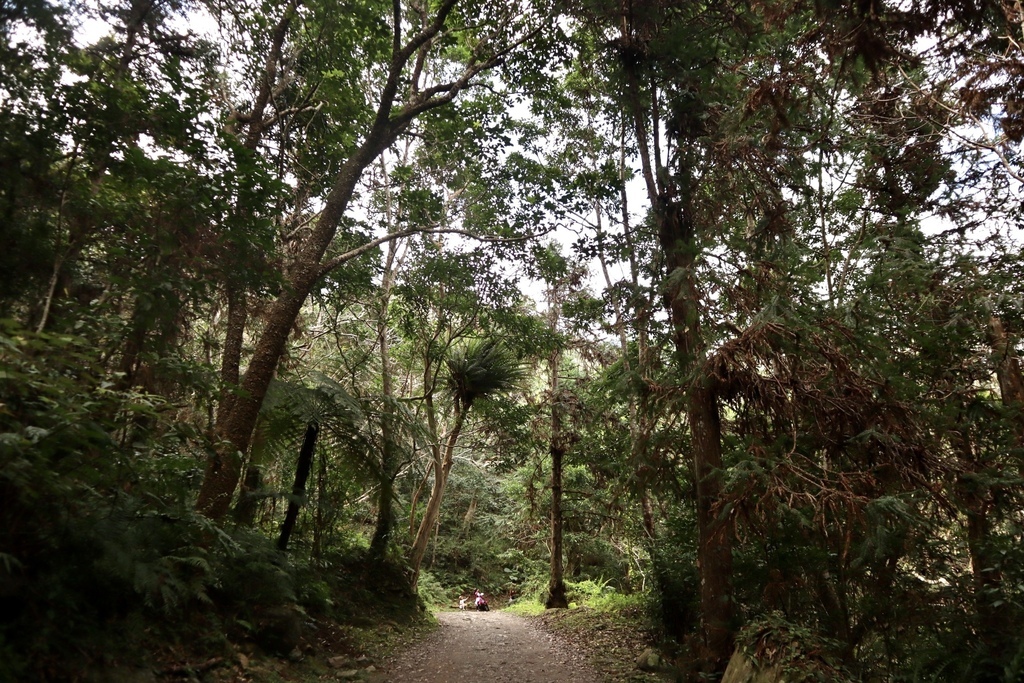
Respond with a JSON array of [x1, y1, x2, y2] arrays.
[[446, 338, 527, 411]]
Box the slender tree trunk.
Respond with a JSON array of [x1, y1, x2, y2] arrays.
[[624, 39, 734, 657], [546, 437, 569, 608], [313, 444, 328, 559], [965, 495, 1005, 645], [370, 455, 397, 560], [546, 349, 569, 609], [370, 229, 403, 561], [618, 31, 734, 661], [224, 286, 260, 527], [369, 320, 398, 561], [687, 383, 732, 662], [596, 185, 656, 541], [278, 421, 319, 551], [409, 466, 431, 537], [990, 316, 1024, 453], [219, 285, 248, 418], [951, 405, 1010, 651], [409, 408, 465, 588], [233, 464, 262, 527]]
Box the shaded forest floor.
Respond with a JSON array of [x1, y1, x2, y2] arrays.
[[533, 606, 673, 683], [135, 605, 672, 683]]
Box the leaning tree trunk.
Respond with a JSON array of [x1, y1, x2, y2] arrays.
[[278, 421, 319, 551], [409, 403, 467, 588], [195, 138, 389, 519], [194, 0, 506, 519]]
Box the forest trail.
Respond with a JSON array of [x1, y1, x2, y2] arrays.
[[367, 610, 603, 683]]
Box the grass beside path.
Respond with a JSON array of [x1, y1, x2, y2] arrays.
[[507, 592, 675, 683]]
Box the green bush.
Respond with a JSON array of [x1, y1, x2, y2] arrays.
[[650, 512, 700, 642], [416, 570, 451, 610], [567, 577, 611, 600], [736, 612, 855, 683], [0, 324, 320, 676]]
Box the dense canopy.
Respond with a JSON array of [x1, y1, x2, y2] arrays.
[[2, 0, 1023, 680]]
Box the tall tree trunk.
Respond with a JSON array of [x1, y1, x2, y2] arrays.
[[964, 492, 1005, 648], [370, 240, 402, 561], [658, 197, 733, 666], [597, 179, 657, 540], [546, 440, 568, 608], [278, 421, 319, 551], [370, 466, 396, 560], [312, 443, 328, 559], [221, 287, 258, 523], [409, 405, 466, 588], [962, 485, 1003, 647], [990, 316, 1024, 453], [546, 349, 569, 609], [624, 38, 734, 659], [962, 320, 1019, 651]]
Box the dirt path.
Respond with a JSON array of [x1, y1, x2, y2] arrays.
[[367, 610, 603, 683]]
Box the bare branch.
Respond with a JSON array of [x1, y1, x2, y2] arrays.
[[896, 65, 1024, 186]]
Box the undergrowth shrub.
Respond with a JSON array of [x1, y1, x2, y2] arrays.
[[213, 527, 297, 610], [416, 570, 450, 610], [0, 324, 320, 677], [736, 612, 855, 683], [565, 577, 612, 604], [573, 580, 650, 614], [650, 511, 700, 643]]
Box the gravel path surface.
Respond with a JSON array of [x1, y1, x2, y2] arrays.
[[367, 610, 603, 683]]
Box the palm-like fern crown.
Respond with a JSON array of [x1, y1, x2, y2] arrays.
[[445, 339, 525, 410]]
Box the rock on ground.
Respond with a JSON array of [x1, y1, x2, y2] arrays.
[[367, 610, 602, 683]]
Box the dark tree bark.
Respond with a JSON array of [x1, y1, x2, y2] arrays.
[[627, 72, 734, 663], [278, 421, 319, 551], [546, 375, 569, 609], [546, 441, 569, 609], [233, 464, 262, 527], [661, 209, 733, 664], [369, 473, 396, 560], [965, 492, 1006, 647], [990, 316, 1024, 454]]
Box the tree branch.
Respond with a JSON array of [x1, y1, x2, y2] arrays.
[[316, 225, 552, 277]]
